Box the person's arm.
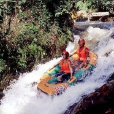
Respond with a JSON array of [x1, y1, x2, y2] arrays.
[[69, 50, 77, 57], [86, 48, 89, 58], [84, 48, 90, 67], [68, 61, 73, 80]]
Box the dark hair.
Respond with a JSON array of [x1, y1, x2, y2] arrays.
[[62, 51, 69, 59], [78, 38, 85, 45]]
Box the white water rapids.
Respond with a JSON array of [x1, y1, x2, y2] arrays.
[[0, 24, 114, 114]]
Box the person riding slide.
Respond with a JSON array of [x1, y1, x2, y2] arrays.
[[52, 51, 73, 82], [71, 38, 90, 73]]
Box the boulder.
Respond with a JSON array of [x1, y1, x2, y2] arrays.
[[65, 80, 114, 114]]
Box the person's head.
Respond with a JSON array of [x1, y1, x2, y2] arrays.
[[62, 51, 69, 59], [78, 38, 85, 48]]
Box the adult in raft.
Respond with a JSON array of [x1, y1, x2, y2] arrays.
[[52, 51, 73, 82], [71, 38, 90, 73]]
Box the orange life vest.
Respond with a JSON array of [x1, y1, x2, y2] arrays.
[[76, 46, 89, 61], [60, 59, 71, 73]]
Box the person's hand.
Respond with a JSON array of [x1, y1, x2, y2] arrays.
[[70, 76, 73, 80], [57, 76, 62, 81], [75, 68, 78, 73], [84, 61, 88, 67]]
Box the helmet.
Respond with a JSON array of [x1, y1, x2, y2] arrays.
[[78, 38, 85, 44], [62, 51, 69, 58]]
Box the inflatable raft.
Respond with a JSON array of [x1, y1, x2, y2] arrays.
[[37, 51, 97, 95]]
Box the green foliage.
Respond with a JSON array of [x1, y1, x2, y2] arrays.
[[76, 0, 97, 12], [0, 0, 113, 81], [100, 0, 114, 14], [0, 59, 6, 72], [18, 0, 26, 5], [90, 0, 113, 13], [55, 1, 73, 17]]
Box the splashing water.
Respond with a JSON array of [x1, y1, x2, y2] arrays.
[[0, 25, 114, 114]]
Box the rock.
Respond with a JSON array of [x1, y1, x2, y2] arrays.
[[31, 82, 37, 87], [0, 91, 4, 104], [65, 80, 114, 114], [0, 75, 19, 102]]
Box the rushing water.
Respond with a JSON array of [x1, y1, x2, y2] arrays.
[[0, 22, 114, 114]]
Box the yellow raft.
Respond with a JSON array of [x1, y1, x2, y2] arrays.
[[37, 51, 97, 95]]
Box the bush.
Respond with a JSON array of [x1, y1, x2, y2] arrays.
[[0, 0, 112, 80]]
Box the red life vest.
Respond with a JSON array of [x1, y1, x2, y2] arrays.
[[60, 59, 71, 73], [76, 46, 89, 61]]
